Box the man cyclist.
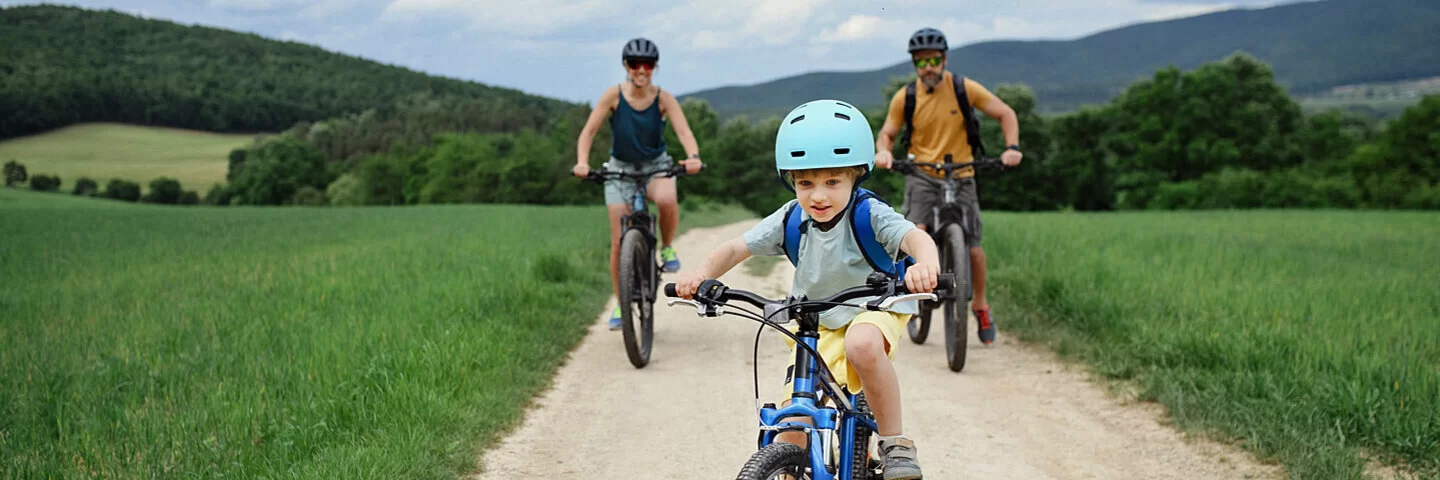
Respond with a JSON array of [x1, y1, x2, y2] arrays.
[[874, 27, 1024, 346]]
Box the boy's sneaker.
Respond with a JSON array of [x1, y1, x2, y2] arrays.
[[975, 308, 996, 345], [660, 246, 681, 273], [878, 438, 923, 480], [608, 305, 622, 330]]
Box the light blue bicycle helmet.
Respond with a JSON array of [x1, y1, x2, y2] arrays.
[[774, 99, 876, 189]]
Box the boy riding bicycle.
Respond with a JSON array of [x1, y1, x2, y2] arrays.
[[675, 100, 940, 480]]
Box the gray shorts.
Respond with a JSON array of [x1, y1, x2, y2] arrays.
[[901, 175, 982, 247], [603, 153, 674, 205]]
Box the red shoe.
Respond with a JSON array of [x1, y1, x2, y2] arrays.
[[974, 308, 996, 345]]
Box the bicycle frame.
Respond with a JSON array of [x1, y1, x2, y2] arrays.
[[756, 311, 879, 480], [622, 173, 658, 241], [901, 153, 991, 244], [589, 163, 686, 267]]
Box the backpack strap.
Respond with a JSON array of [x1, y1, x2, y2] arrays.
[[782, 202, 803, 267], [900, 82, 917, 152], [850, 188, 911, 277], [953, 74, 985, 158], [785, 192, 914, 278]]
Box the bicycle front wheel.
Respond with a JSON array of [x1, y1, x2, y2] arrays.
[[617, 229, 654, 368], [736, 442, 810, 480], [941, 223, 972, 372], [906, 305, 931, 344]]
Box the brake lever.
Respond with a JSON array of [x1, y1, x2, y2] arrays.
[[666, 298, 722, 317], [877, 293, 938, 310]]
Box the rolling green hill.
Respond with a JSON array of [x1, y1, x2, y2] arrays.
[[0, 5, 574, 140]]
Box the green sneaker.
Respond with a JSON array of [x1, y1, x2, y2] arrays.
[[608, 305, 622, 330], [660, 246, 681, 273]]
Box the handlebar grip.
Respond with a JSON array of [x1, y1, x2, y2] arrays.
[[936, 273, 956, 292], [664, 283, 678, 297], [672, 163, 703, 177]]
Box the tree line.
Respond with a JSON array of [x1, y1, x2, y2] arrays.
[[12, 51, 1437, 212]]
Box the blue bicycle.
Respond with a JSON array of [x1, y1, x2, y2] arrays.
[[665, 272, 952, 479]]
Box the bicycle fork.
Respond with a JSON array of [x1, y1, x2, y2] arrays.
[[756, 330, 874, 480]]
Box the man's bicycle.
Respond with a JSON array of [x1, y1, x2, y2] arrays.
[[584, 163, 693, 368], [893, 153, 1003, 372], [664, 272, 953, 479]]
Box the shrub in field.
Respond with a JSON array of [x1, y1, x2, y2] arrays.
[[28, 174, 61, 191], [4, 160, 27, 186], [143, 177, 183, 204], [104, 179, 141, 202], [72, 177, 99, 196]]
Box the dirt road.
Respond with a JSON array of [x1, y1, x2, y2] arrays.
[[473, 220, 1280, 480]]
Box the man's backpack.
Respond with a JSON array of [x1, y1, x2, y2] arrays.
[[782, 188, 914, 278], [900, 74, 985, 159]]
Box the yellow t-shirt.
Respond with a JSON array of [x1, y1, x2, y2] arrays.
[[884, 71, 993, 178]]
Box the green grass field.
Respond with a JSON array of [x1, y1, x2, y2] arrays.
[[0, 188, 749, 478], [985, 210, 1440, 479], [0, 123, 260, 193]]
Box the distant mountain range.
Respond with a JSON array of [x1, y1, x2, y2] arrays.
[[682, 0, 1440, 118]]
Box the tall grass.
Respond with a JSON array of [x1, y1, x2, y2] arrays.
[[0, 188, 748, 478], [985, 210, 1440, 479]]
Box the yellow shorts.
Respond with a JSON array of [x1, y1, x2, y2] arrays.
[[779, 311, 910, 404]]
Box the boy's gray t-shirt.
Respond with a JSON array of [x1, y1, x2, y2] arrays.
[[743, 198, 918, 330]]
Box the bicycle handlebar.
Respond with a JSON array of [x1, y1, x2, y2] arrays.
[[892, 153, 1004, 177], [582, 164, 697, 184], [663, 272, 954, 319]]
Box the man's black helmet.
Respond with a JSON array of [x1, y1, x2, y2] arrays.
[[907, 28, 948, 53], [622, 38, 659, 60]]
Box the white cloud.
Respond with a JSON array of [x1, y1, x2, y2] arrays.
[[746, 0, 822, 41], [690, 30, 733, 50], [381, 0, 609, 35], [990, 16, 1041, 37], [208, 0, 308, 11], [644, 0, 824, 49], [817, 15, 906, 44], [1141, 2, 1235, 21], [206, 0, 357, 17]]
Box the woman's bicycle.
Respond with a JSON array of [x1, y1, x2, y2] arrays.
[[585, 163, 694, 368], [664, 272, 954, 479], [892, 153, 1003, 372]]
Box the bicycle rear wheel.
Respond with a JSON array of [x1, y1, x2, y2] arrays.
[[617, 229, 654, 368]]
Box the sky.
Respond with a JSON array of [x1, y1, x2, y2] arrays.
[[3, 0, 1293, 102]]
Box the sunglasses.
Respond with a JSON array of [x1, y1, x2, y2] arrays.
[[626, 59, 656, 71], [912, 57, 944, 68]]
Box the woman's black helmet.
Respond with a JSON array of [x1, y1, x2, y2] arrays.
[[623, 38, 659, 60]]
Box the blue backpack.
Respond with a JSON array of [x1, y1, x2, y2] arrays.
[[782, 188, 914, 278]]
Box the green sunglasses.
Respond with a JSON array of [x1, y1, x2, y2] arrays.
[[912, 57, 943, 68]]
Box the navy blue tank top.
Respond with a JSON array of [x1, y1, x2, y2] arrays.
[[609, 85, 667, 163]]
